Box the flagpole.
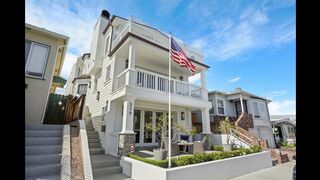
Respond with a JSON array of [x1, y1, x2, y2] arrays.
[[168, 33, 172, 168]]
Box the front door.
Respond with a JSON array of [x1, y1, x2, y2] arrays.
[[235, 100, 248, 117], [134, 110, 141, 144]]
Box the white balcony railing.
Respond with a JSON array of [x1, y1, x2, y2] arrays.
[[111, 21, 203, 62], [115, 68, 203, 99]]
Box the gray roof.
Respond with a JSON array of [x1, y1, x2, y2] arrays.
[[208, 88, 271, 102]]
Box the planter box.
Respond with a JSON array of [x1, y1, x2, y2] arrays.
[[120, 151, 272, 180]]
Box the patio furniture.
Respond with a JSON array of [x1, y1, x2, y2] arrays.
[[177, 142, 193, 153], [163, 136, 179, 156], [189, 136, 207, 154]]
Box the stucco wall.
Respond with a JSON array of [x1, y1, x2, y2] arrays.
[[25, 29, 61, 124]]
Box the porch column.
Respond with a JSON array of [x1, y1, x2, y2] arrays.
[[240, 94, 244, 113], [120, 95, 136, 133], [128, 41, 136, 69], [187, 109, 192, 130], [200, 69, 208, 100], [201, 108, 212, 134], [118, 95, 136, 157]]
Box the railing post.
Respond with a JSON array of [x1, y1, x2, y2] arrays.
[[155, 76, 158, 91], [173, 80, 176, 94]]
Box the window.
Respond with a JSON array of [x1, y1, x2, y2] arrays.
[[179, 76, 183, 81], [96, 91, 100, 101], [125, 59, 129, 69], [217, 99, 225, 115], [88, 81, 91, 88], [25, 41, 50, 78], [105, 36, 110, 55], [209, 99, 215, 114], [106, 65, 111, 81], [253, 102, 260, 118], [77, 84, 88, 95]]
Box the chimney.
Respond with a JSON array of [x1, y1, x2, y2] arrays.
[[101, 10, 110, 19], [235, 87, 242, 91]]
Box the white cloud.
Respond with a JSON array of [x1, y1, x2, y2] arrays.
[[187, 1, 295, 61], [188, 73, 201, 84], [228, 77, 241, 83], [261, 90, 287, 99], [60, 53, 78, 79], [268, 100, 296, 115]]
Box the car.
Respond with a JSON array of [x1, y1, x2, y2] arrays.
[[292, 155, 296, 180]]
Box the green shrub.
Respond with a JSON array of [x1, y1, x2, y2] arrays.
[[129, 146, 262, 168], [128, 153, 171, 168], [212, 145, 223, 151]]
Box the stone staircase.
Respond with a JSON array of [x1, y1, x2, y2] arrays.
[[85, 119, 133, 180], [25, 123, 64, 180]]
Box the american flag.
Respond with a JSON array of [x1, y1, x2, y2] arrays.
[[170, 37, 196, 75]]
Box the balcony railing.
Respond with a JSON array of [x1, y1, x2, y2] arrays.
[[111, 21, 203, 62], [115, 68, 203, 99]]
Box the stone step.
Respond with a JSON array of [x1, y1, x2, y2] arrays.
[[88, 134, 99, 139], [93, 166, 122, 177], [26, 124, 63, 131], [87, 131, 98, 135], [88, 139, 100, 143], [92, 159, 120, 169], [26, 130, 62, 138], [26, 137, 62, 146], [90, 148, 105, 155], [26, 164, 61, 178], [26, 154, 62, 166], [26, 145, 61, 155], [89, 142, 102, 148], [94, 173, 134, 180], [26, 174, 60, 180]]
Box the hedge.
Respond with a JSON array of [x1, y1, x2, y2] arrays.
[[128, 146, 262, 168]]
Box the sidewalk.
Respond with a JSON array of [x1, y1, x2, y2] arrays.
[[230, 161, 295, 180]]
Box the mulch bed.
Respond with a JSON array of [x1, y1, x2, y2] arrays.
[[70, 121, 85, 180]]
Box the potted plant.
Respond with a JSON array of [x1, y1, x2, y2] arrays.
[[218, 117, 234, 151]]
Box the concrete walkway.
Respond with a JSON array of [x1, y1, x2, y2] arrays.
[[231, 161, 295, 180]]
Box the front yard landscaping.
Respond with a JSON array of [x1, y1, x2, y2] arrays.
[[128, 145, 262, 168]]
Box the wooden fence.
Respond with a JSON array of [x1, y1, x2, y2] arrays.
[[43, 94, 85, 124]]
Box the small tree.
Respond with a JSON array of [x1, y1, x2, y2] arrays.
[[218, 117, 234, 144]]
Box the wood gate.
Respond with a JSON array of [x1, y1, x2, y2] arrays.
[[43, 94, 85, 124]]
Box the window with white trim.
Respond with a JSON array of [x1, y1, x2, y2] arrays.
[[217, 99, 225, 115], [77, 84, 88, 95], [209, 99, 215, 114], [253, 102, 260, 118], [25, 40, 50, 78], [106, 65, 111, 81]]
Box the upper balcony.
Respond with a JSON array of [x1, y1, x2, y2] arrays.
[[110, 20, 204, 63], [111, 67, 210, 108]]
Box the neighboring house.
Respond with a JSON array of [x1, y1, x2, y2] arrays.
[[70, 10, 212, 157], [201, 88, 276, 148], [65, 53, 91, 96], [270, 115, 296, 144], [25, 23, 69, 124]]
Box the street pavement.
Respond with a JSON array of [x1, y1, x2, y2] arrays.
[[230, 161, 295, 180]]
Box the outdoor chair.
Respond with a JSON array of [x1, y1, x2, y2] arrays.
[[189, 136, 207, 154], [163, 135, 179, 156]]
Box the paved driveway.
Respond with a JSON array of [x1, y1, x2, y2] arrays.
[[231, 161, 295, 180]]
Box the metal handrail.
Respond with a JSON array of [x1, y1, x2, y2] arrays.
[[230, 128, 253, 146]]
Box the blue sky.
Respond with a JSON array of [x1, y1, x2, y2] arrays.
[[26, 0, 296, 115]]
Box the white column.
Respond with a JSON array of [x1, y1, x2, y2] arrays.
[[240, 94, 244, 113], [200, 70, 208, 100], [201, 108, 212, 134], [120, 96, 136, 133], [187, 109, 192, 130], [128, 41, 136, 69]]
